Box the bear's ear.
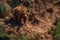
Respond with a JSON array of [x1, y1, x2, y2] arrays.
[[14, 6, 22, 11]]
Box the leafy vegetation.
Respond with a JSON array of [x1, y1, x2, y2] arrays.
[[56, 18, 60, 34], [18, 34, 41, 40], [54, 18, 60, 40], [0, 2, 12, 18], [0, 20, 10, 40]]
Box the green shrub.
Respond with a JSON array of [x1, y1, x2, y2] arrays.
[[56, 18, 60, 34], [54, 34, 60, 40], [8, 34, 16, 40], [54, 18, 60, 40], [0, 2, 12, 17], [19, 36, 28, 40], [0, 21, 8, 37], [18, 34, 41, 40]]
